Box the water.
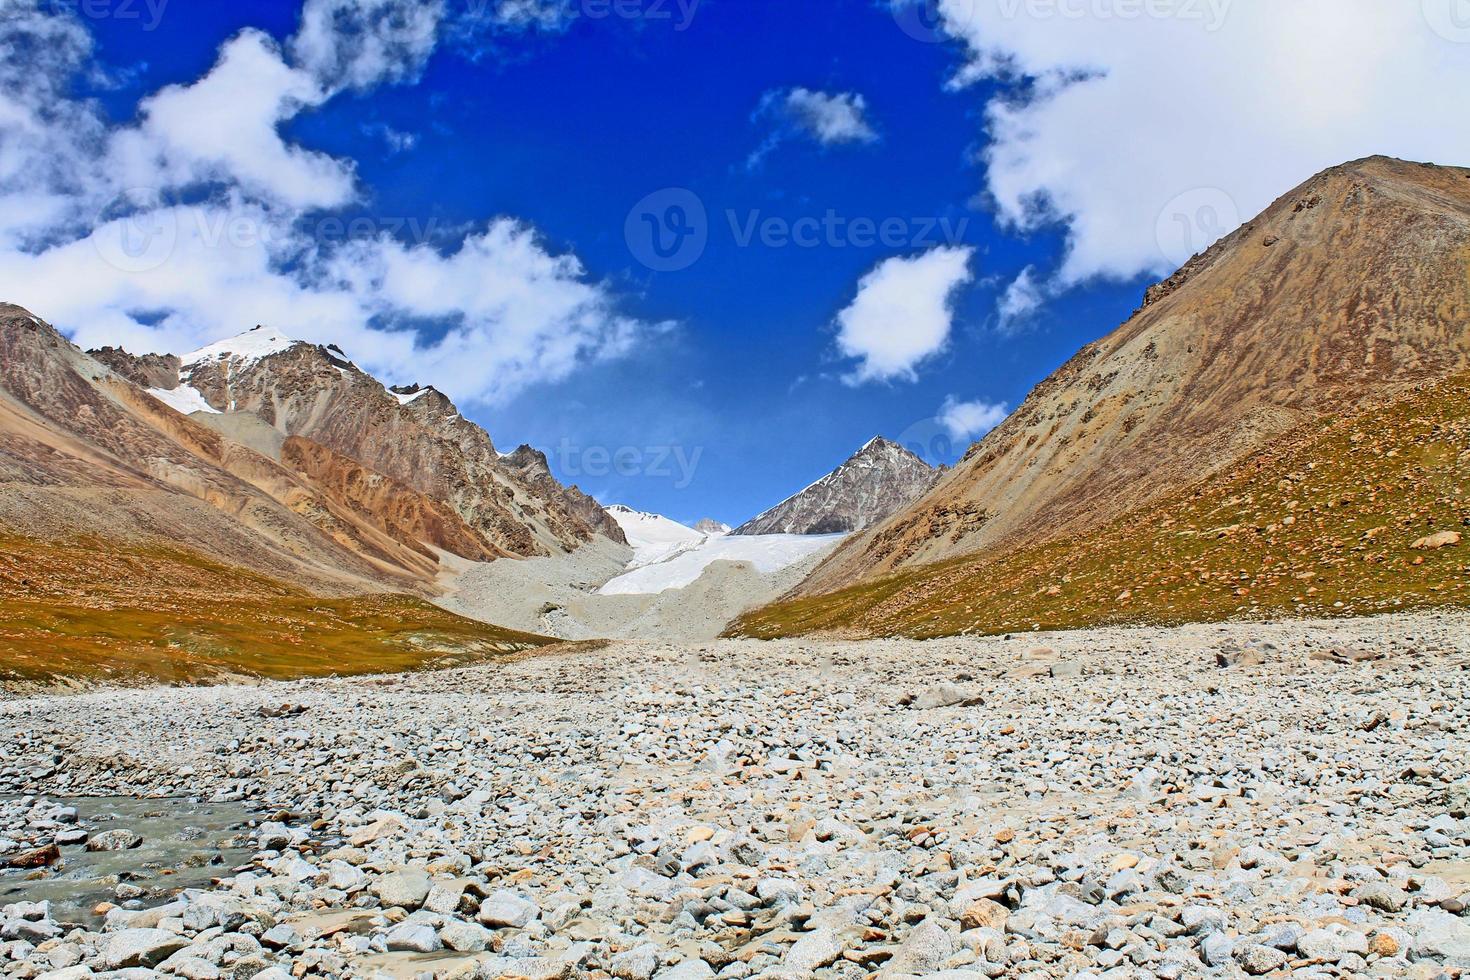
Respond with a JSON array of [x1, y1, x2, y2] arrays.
[[0, 796, 256, 927]]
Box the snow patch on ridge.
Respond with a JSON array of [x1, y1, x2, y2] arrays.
[[391, 387, 429, 406], [181, 325, 297, 369], [606, 504, 707, 569], [147, 384, 221, 415], [598, 532, 843, 596]]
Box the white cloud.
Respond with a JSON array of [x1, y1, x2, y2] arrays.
[[923, 0, 1470, 286], [323, 220, 660, 399], [363, 122, 418, 153], [292, 0, 446, 93], [482, 0, 578, 33], [109, 30, 354, 212], [0, 0, 654, 407], [750, 87, 878, 167], [834, 245, 975, 384], [996, 265, 1045, 333], [0, 4, 106, 247], [938, 395, 1008, 441], [780, 88, 878, 145]]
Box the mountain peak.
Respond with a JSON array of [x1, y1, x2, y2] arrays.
[[732, 435, 939, 536], [694, 518, 731, 536], [182, 324, 297, 368]]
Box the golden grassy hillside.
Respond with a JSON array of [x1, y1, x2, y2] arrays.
[[0, 535, 551, 688], [731, 375, 1470, 640]]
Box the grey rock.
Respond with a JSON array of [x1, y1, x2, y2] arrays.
[[384, 922, 442, 953], [86, 829, 142, 852], [103, 929, 190, 969], [370, 869, 432, 910], [477, 889, 540, 928], [610, 943, 660, 980]]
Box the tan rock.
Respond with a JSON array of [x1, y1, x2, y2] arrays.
[[960, 899, 1008, 931], [1411, 530, 1462, 550], [1368, 932, 1399, 957]]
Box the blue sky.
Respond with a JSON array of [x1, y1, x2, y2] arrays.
[[9, 0, 1469, 526]]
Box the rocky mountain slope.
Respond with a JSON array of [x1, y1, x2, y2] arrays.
[[796, 156, 1470, 598], [734, 372, 1470, 638], [125, 326, 623, 558], [0, 305, 572, 680], [733, 436, 939, 536]]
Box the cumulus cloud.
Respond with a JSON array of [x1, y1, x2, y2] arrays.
[[922, 0, 1470, 287], [834, 245, 975, 384], [779, 88, 878, 145], [109, 30, 353, 212], [0, 4, 106, 247], [750, 87, 878, 167], [291, 0, 446, 93], [996, 265, 1045, 333], [938, 395, 1008, 441], [0, 0, 655, 407]]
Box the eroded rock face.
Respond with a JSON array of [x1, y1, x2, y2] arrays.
[[279, 436, 507, 563], [733, 437, 939, 536], [803, 156, 1470, 595], [85, 348, 182, 391], [183, 338, 624, 557], [0, 308, 480, 592]]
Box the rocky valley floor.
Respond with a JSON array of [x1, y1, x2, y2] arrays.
[[2, 612, 1469, 980]]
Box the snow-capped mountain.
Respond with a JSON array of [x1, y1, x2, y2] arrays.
[[605, 504, 708, 569], [85, 323, 625, 558], [694, 518, 731, 536], [733, 436, 940, 536]]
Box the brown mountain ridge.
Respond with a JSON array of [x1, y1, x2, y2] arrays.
[[0, 306, 614, 683], [794, 156, 1470, 603]]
